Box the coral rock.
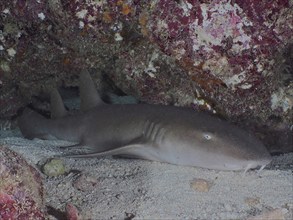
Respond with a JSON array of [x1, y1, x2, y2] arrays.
[[66, 203, 81, 220], [0, 145, 45, 219]]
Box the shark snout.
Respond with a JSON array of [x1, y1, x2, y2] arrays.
[[222, 155, 272, 171], [243, 157, 272, 173]]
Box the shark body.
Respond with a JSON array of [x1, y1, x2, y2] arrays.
[[18, 70, 272, 171]]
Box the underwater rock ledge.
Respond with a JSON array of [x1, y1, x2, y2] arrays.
[[0, 0, 292, 153]]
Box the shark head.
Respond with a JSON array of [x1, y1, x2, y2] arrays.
[[162, 114, 272, 171]]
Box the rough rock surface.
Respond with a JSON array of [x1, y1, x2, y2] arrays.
[[0, 145, 45, 219], [0, 0, 292, 153]]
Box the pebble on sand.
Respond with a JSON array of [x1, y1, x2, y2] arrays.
[[42, 158, 66, 177], [190, 178, 212, 192]]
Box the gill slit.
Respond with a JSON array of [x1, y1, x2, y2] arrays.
[[143, 120, 166, 146]]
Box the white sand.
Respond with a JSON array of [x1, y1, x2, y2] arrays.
[[0, 129, 292, 220]]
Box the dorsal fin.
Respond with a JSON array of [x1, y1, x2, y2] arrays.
[[79, 69, 104, 111], [50, 88, 67, 118]]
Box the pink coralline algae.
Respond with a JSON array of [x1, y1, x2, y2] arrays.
[[0, 145, 45, 219], [12, 0, 48, 21], [64, 0, 292, 105], [66, 203, 81, 220], [147, 0, 292, 90]]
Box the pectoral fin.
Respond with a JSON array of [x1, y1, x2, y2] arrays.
[[61, 143, 145, 158], [60, 137, 159, 161]]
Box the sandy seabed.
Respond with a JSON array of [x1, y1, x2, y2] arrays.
[[0, 129, 292, 220]]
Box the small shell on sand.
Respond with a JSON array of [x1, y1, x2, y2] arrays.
[[72, 173, 99, 192], [190, 178, 212, 192], [42, 158, 66, 177], [245, 197, 261, 207]]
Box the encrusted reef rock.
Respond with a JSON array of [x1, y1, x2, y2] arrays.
[[0, 0, 292, 152], [0, 145, 45, 219]]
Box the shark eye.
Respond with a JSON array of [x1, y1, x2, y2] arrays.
[[203, 133, 212, 140]]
